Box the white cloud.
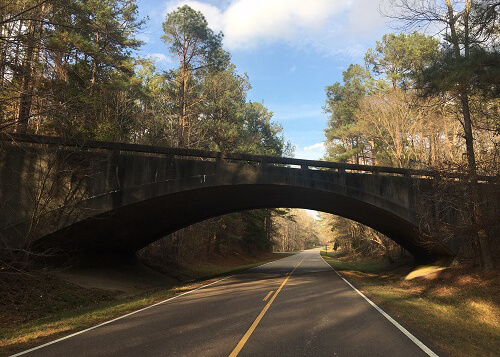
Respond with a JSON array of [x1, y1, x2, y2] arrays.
[[295, 142, 326, 160], [348, 0, 386, 35], [165, 1, 225, 32], [331, 43, 368, 58], [304, 142, 324, 151], [147, 53, 171, 63], [164, 0, 386, 54], [222, 0, 345, 49]]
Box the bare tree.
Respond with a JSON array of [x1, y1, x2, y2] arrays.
[[0, 138, 92, 269], [382, 0, 498, 270]]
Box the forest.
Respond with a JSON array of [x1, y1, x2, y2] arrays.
[[321, 0, 499, 270], [0, 2, 318, 269], [0, 1, 498, 270]]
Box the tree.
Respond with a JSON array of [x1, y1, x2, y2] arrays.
[[356, 89, 422, 168], [0, 0, 144, 137], [324, 64, 376, 164], [161, 5, 229, 147], [273, 210, 320, 252], [364, 31, 439, 89], [382, 0, 498, 177], [201, 64, 250, 152], [382, 0, 498, 271], [237, 101, 292, 156], [318, 213, 408, 262], [49, 0, 143, 138], [131, 59, 176, 145], [16, 0, 47, 133], [0, 0, 49, 132]]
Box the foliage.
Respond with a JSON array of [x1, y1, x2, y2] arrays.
[[322, 19, 499, 267], [160, 5, 229, 147], [319, 213, 409, 263], [0, 3, 294, 266], [273, 209, 320, 252], [365, 31, 440, 89], [324, 64, 375, 163], [1, 0, 144, 137]]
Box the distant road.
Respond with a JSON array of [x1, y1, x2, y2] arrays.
[[15, 249, 436, 357]]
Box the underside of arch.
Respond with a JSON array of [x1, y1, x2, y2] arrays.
[[36, 184, 453, 263]]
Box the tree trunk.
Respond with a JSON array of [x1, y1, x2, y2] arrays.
[[17, 3, 46, 133], [17, 23, 36, 133], [445, 0, 493, 271], [90, 32, 99, 96]]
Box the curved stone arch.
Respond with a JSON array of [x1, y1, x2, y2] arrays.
[[37, 180, 452, 263]]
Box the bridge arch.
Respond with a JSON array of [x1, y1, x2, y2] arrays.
[[3, 134, 482, 265], [36, 179, 451, 263]]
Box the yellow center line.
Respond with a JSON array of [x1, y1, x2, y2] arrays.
[[228, 256, 307, 357], [262, 291, 273, 302]]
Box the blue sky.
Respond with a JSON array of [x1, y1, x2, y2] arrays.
[[135, 0, 392, 160]]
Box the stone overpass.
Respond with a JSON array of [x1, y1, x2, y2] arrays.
[[1, 134, 497, 263]]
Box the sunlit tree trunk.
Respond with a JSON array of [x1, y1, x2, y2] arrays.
[[445, 0, 493, 270], [17, 3, 46, 133]]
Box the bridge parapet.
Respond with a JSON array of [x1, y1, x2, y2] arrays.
[[4, 133, 495, 181]]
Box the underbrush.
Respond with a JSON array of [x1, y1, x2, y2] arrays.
[[0, 272, 115, 330], [320, 249, 407, 273], [178, 252, 292, 279], [139, 249, 289, 281], [322, 253, 500, 357]]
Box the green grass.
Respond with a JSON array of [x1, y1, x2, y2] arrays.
[[322, 254, 500, 357], [319, 249, 339, 257], [320, 250, 390, 273], [0, 252, 294, 356]]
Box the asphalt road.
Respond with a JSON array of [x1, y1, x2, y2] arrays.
[[17, 249, 436, 357]]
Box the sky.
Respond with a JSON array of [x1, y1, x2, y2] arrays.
[[135, 0, 392, 160]]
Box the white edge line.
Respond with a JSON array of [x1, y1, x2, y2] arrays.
[[319, 255, 439, 357], [10, 276, 232, 357], [10, 255, 295, 357]]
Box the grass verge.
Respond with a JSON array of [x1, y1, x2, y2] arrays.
[[0, 252, 293, 356], [320, 249, 393, 273], [322, 253, 500, 357]]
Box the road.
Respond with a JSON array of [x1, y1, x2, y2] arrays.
[[16, 249, 436, 357]]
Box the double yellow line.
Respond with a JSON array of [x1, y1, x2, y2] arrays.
[[228, 257, 306, 357]]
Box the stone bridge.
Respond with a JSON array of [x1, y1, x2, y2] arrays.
[[1, 134, 497, 263]]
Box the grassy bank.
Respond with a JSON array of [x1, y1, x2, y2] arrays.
[[320, 249, 394, 273], [322, 252, 500, 357], [0, 252, 293, 356]]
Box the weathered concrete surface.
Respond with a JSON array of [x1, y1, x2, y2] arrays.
[[1, 137, 497, 263]]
